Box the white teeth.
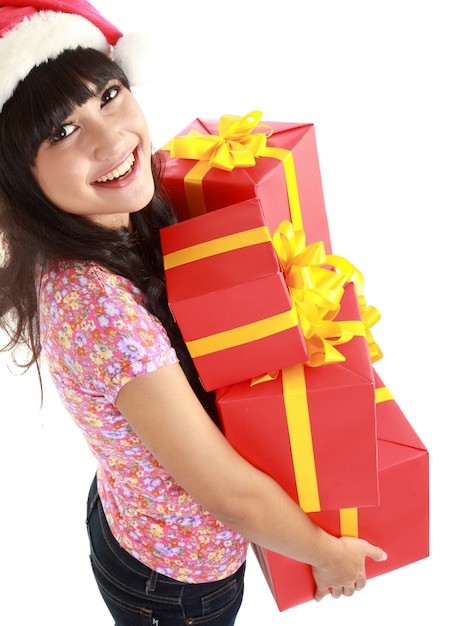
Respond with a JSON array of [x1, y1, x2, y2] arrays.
[[96, 153, 135, 183]]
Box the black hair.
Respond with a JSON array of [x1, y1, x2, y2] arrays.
[[0, 47, 220, 425]]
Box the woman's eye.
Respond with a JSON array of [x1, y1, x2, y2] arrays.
[[49, 123, 76, 144], [102, 84, 121, 106]]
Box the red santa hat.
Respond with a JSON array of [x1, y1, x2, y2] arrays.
[[0, 0, 153, 110]]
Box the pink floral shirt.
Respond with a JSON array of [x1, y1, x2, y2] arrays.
[[38, 260, 247, 583]]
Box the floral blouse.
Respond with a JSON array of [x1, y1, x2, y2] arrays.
[[38, 260, 247, 583]]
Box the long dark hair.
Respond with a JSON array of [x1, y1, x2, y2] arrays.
[[0, 47, 219, 424]]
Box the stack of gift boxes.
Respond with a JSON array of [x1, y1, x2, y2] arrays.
[[157, 111, 429, 611]]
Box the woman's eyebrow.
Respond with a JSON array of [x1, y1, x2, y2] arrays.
[[93, 79, 120, 94], [81, 80, 110, 100]]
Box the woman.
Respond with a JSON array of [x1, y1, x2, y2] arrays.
[[0, 2, 386, 624]]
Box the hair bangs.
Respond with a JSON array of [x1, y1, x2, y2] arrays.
[[0, 47, 130, 166]]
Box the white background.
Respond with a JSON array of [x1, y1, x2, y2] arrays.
[[1, 0, 474, 623]]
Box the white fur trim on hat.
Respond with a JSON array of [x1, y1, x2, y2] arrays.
[[113, 30, 156, 87], [0, 10, 110, 110]]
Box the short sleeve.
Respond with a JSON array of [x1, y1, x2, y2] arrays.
[[40, 262, 179, 404]]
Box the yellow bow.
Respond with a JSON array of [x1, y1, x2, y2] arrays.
[[169, 111, 270, 171], [273, 220, 382, 367], [324, 253, 383, 363]]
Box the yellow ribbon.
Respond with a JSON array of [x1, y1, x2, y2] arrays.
[[170, 111, 269, 171], [163, 226, 271, 270], [186, 309, 300, 359], [163, 224, 301, 358], [261, 221, 383, 512], [375, 385, 394, 403], [325, 253, 383, 364], [340, 508, 359, 537], [272, 220, 379, 369], [282, 364, 320, 512], [338, 385, 394, 536], [163, 111, 303, 225]]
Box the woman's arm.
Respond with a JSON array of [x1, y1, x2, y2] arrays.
[[116, 362, 386, 599]]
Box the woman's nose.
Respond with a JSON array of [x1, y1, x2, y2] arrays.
[[92, 118, 125, 161]]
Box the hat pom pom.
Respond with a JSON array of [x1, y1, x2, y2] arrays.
[[113, 31, 156, 86]]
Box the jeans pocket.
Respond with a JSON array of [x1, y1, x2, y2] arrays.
[[201, 578, 238, 615], [185, 563, 245, 625]]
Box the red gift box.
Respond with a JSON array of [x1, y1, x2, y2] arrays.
[[160, 199, 309, 390], [252, 369, 430, 611], [216, 282, 379, 514], [155, 112, 331, 252]]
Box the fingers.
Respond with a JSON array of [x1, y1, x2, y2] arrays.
[[366, 543, 388, 562], [314, 588, 328, 602], [315, 579, 366, 602], [332, 581, 364, 598]]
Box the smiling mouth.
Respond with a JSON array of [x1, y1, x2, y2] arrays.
[[95, 153, 135, 183]]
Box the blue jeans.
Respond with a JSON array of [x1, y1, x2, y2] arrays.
[[86, 477, 246, 625]]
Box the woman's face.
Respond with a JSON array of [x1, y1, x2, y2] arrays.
[[32, 80, 154, 228]]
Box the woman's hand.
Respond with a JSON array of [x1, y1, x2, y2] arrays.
[[312, 536, 387, 601]]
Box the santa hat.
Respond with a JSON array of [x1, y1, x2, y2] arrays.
[[0, 0, 153, 110]]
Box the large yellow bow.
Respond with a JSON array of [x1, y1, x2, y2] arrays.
[[324, 253, 383, 363], [273, 221, 382, 367], [169, 111, 270, 171]]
